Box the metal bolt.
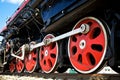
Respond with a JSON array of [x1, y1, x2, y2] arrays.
[[80, 24, 90, 34]]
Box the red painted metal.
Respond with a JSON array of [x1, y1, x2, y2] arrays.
[[16, 54, 24, 73], [39, 34, 58, 73], [68, 17, 107, 73], [9, 59, 16, 73], [25, 50, 37, 73]]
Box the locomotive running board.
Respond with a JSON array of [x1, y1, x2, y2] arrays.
[[11, 23, 89, 60]]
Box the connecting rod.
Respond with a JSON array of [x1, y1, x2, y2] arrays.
[[11, 23, 90, 60]]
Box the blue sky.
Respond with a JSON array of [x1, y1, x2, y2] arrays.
[[0, 0, 24, 31]]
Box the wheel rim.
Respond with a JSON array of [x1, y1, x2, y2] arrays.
[[16, 54, 24, 73], [9, 59, 16, 73], [39, 34, 59, 73], [25, 50, 37, 73], [68, 17, 108, 74]]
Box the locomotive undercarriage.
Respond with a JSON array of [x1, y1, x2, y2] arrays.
[[0, 0, 120, 74]]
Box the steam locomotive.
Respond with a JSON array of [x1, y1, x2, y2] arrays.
[[0, 0, 120, 74]]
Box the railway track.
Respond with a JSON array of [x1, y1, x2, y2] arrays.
[[1, 67, 120, 80], [0, 72, 120, 80]]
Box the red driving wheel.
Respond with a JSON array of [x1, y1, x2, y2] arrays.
[[16, 54, 24, 73], [68, 17, 109, 74], [25, 50, 37, 73], [39, 34, 59, 73], [9, 59, 16, 73]]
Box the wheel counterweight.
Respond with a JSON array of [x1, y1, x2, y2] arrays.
[[68, 17, 109, 74]]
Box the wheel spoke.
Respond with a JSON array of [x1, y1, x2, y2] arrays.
[[90, 33, 104, 46], [82, 53, 94, 69], [40, 58, 45, 66], [32, 52, 37, 58], [49, 55, 56, 65], [70, 35, 82, 58], [31, 59, 36, 65], [72, 48, 81, 61], [46, 59, 53, 68], [40, 51, 45, 60], [89, 47, 102, 64], [49, 48, 57, 54]]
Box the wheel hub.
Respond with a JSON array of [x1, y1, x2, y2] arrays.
[[79, 40, 86, 49], [45, 50, 48, 57]]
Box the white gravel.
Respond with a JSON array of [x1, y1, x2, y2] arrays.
[[0, 75, 53, 80]]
